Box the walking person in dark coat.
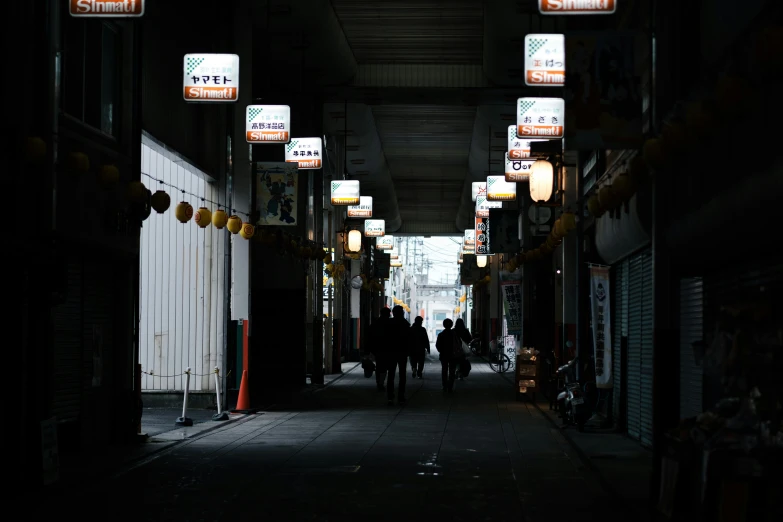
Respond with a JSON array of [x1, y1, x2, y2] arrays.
[[409, 316, 430, 379], [436, 318, 459, 393], [453, 318, 472, 346], [367, 307, 391, 391], [385, 305, 412, 405]]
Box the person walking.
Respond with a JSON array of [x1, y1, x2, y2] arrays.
[[453, 318, 472, 346], [409, 316, 430, 379], [367, 307, 391, 391], [385, 305, 411, 405], [436, 318, 459, 393]]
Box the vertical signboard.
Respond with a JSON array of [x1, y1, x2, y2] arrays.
[[475, 215, 492, 255], [256, 163, 299, 226], [517, 97, 565, 139], [246, 105, 291, 143], [285, 138, 322, 169], [590, 265, 613, 388], [524, 34, 565, 87], [183, 54, 239, 102]]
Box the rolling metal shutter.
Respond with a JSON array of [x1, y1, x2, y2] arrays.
[[51, 254, 83, 423], [626, 254, 643, 441], [679, 278, 703, 420], [639, 251, 654, 448], [626, 248, 653, 447], [611, 260, 627, 423]]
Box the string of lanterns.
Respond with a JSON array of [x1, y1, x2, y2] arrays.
[[391, 297, 411, 313]]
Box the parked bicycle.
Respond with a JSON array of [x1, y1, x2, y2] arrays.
[[488, 339, 511, 373]]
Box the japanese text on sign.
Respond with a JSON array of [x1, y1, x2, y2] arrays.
[[475, 216, 491, 255], [348, 196, 373, 218], [364, 219, 385, 237], [246, 105, 291, 143], [517, 97, 565, 138], [505, 155, 535, 182], [183, 54, 239, 102], [524, 34, 565, 87], [285, 137, 322, 169], [475, 195, 502, 218], [507, 125, 546, 159]]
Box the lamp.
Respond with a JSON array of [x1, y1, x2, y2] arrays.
[[476, 255, 488, 268], [529, 159, 554, 202], [346, 229, 362, 253]]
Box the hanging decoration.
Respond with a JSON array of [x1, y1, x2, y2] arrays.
[[150, 189, 170, 214], [211, 208, 228, 229], [226, 215, 242, 234], [194, 206, 212, 228], [175, 201, 194, 223], [239, 222, 255, 240], [25, 137, 47, 165], [65, 152, 90, 175], [126, 181, 148, 204], [98, 165, 120, 188]]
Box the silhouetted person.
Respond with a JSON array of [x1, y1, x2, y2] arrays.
[[367, 307, 391, 391], [385, 305, 411, 405], [409, 316, 430, 379], [436, 318, 458, 393], [454, 318, 472, 346]]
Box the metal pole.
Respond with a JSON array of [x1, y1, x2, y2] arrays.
[[175, 368, 193, 426], [212, 367, 229, 421]]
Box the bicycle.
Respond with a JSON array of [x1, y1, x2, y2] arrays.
[[488, 340, 512, 373]]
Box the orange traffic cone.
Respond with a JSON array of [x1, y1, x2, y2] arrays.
[[231, 370, 257, 414]]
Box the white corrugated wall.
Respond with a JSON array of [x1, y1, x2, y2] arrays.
[[139, 134, 226, 392]]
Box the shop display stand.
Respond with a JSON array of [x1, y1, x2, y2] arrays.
[[515, 353, 540, 401]]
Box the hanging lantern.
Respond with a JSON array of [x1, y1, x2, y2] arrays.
[[661, 122, 689, 154], [476, 255, 488, 268], [208, 208, 226, 228], [346, 229, 362, 253], [529, 159, 554, 203], [65, 152, 90, 174], [227, 215, 242, 234], [553, 219, 566, 238], [175, 201, 194, 223], [642, 138, 667, 170], [612, 174, 633, 201], [685, 101, 717, 139], [587, 195, 603, 217], [561, 212, 576, 232], [126, 181, 147, 204], [239, 222, 255, 240], [194, 207, 212, 228], [150, 190, 170, 213], [598, 185, 617, 209], [97, 165, 120, 189], [25, 137, 47, 165]]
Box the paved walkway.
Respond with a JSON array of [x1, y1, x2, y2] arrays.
[[30, 355, 647, 522]]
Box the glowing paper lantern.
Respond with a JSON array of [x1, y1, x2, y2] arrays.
[[529, 159, 554, 202], [346, 230, 362, 253], [476, 255, 488, 268]]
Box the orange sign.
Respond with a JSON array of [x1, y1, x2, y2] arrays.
[[538, 0, 616, 15], [246, 105, 291, 144], [517, 97, 565, 139], [70, 0, 144, 16], [183, 54, 239, 103]]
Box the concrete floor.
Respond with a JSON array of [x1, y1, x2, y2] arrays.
[[31, 355, 645, 522]]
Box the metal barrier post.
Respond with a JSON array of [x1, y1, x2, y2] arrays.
[[175, 368, 193, 427], [212, 367, 229, 421]]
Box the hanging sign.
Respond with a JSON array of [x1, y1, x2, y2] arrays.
[[463, 229, 475, 248], [487, 176, 517, 201], [246, 105, 290, 143], [475, 195, 502, 218], [501, 281, 523, 335], [524, 34, 565, 87], [183, 54, 239, 102], [364, 219, 385, 237], [390, 261, 403, 268], [538, 0, 616, 15], [589, 265, 613, 388], [389, 250, 399, 259], [285, 137, 322, 169], [330, 180, 360, 205], [475, 216, 493, 255], [376, 235, 394, 250], [471, 181, 487, 202], [458, 252, 464, 264], [347, 196, 373, 218], [517, 97, 565, 139], [69, 0, 145, 16], [507, 125, 546, 159], [505, 154, 536, 182]]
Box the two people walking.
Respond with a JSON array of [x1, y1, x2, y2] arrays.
[[435, 318, 472, 393]]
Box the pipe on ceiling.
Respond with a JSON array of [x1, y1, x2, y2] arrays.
[[323, 103, 402, 232]]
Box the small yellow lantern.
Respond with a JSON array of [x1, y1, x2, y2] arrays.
[[150, 190, 171, 213], [65, 152, 90, 174], [226, 215, 242, 234], [25, 137, 47, 165], [598, 185, 616, 210], [561, 212, 576, 232], [175, 201, 194, 223], [212, 209, 228, 229], [98, 165, 120, 188], [612, 174, 632, 201], [127, 181, 148, 204], [642, 138, 667, 170], [587, 195, 603, 217], [239, 222, 255, 240], [553, 219, 566, 238], [194, 207, 212, 228]]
